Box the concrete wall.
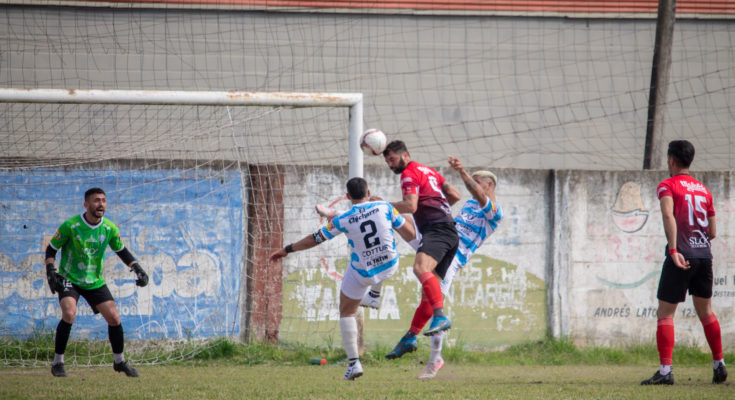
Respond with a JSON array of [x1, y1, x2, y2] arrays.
[[1, 163, 733, 348], [555, 170, 735, 347], [276, 165, 735, 349]]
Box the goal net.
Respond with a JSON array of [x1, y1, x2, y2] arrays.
[[2, 3, 734, 367], [0, 90, 369, 366]]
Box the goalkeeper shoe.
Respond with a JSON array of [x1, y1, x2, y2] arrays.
[[343, 360, 363, 380], [385, 336, 418, 359], [315, 204, 338, 221], [423, 316, 451, 336], [713, 363, 728, 384], [113, 360, 139, 377], [418, 358, 444, 379], [360, 290, 381, 309], [640, 370, 674, 385], [51, 363, 67, 377]]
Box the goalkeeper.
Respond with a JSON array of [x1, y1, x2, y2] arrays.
[[45, 188, 149, 378]]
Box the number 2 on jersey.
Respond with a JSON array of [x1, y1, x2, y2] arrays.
[[360, 220, 380, 248]]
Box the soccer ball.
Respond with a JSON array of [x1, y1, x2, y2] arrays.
[[360, 129, 387, 156]]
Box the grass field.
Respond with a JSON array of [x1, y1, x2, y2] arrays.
[[1, 339, 732, 399]]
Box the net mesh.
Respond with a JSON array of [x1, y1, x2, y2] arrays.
[[1, 4, 734, 366]]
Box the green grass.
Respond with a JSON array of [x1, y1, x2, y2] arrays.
[[2, 337, 732, 399]]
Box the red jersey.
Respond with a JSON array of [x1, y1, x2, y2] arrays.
[[657, 174, 715, 259], [400, 161, 453, 230]]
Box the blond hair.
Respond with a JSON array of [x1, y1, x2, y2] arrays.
[[471, 170, 497, 187]]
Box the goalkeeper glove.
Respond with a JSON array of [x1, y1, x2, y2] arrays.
[[45, 263, 64, 294], [130, 263, 149, 287]]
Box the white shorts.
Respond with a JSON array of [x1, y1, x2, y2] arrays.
[[440, 256, 463, 296], [341, 264, 398, 300]]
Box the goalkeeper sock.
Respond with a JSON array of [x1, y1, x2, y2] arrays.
[[108, 324, 124, 355], [55, 320, 72, 356], [430, 331, 444, 363], [340, 317, 359, 361], [53, 353, 64, 365]]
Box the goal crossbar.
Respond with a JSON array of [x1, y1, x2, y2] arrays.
[[0, 88, 364, 177]]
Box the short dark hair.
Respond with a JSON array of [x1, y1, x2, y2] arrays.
[[84, 187, 106, 201], [382, 140, 408, 157], [346, 177, 369, 200], [667, 140, 695, 168]]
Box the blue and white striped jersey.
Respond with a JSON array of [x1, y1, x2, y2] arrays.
[[320, 201, 406, 279], [453, 197, 502, 267]]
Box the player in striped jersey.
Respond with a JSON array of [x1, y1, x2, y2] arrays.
[[416, 156, 502, 378], [270, 177, 414, 381]]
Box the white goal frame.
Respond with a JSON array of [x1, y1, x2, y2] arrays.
[[0, 88, 365, 177]]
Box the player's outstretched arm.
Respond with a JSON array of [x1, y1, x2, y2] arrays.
[[448, 155, 486, 207], [269, 231, 322, 261]]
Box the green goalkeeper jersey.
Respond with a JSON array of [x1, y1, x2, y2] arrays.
[[49, 214, 125, 290]]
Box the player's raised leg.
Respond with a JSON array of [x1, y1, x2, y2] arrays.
[[385, 293, 430, 359], [360, 281, 382, 310]]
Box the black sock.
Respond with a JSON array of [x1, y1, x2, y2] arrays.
[[433, 308, 445, 318], [404, 331, 417, 339], [108, 324, 124, 355], [55, 320, 72, 355]]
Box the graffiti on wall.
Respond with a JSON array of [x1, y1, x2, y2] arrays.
[[576, 179, 734, 346], [0, 169, 243, 339], [278, 199, 546, 347]]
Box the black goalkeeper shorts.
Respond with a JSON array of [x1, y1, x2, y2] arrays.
[[58, 281, 115, 314], [657, 257, 713, 303], [417, 222, 459, 280]]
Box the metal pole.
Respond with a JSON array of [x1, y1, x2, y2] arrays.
[[643, 0, 677, 170], [348, 98, 364, 178]]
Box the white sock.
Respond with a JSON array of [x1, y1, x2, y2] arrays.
[[714, 359, 725, 369], [340, 317, 359, 361], [114, 353, 125, 364], [660, 365, 672, 375], [430, 331, 444, 363], [53, 353, 64, 365], [369, 282, 383, 297]]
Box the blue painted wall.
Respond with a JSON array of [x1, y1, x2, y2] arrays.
[[0, 168, 243, 339]]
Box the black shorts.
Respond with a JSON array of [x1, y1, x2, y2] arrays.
[[417, 222, 459, 280], [58, 280, 115, 314], [657, 257, 713, 303]]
